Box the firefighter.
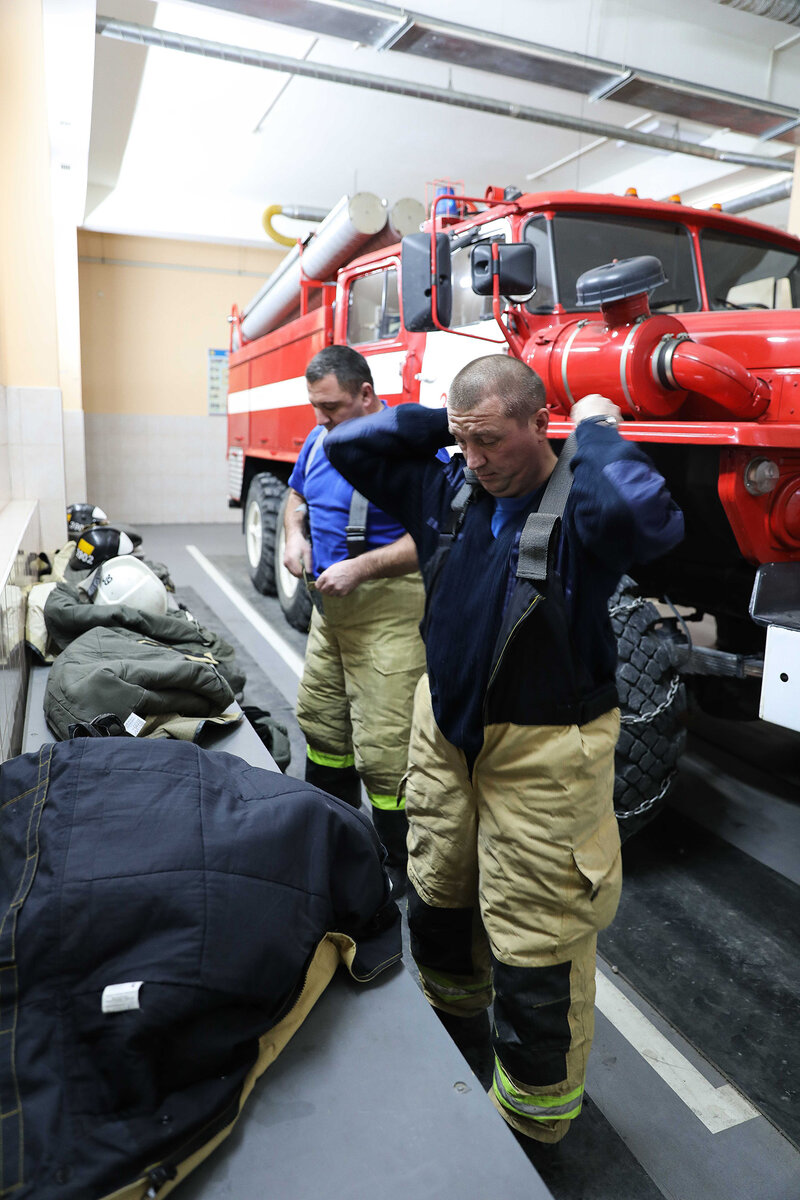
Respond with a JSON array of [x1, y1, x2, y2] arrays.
[[325, 355, 684, 1145], [283, 345, 426, 894]]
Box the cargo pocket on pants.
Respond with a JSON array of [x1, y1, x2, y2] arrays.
[[565, 814, 622, 940]]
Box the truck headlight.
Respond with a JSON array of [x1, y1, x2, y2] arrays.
[[744, 457, 779, 496]]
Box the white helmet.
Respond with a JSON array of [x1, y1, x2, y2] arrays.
[[93, 555, 168, 616]]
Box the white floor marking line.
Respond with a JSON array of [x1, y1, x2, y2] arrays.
[[595, 971, 759, 1134], [185, 545, 305, 679]]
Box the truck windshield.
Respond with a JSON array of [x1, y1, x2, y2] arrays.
[[700, 230, 800, 310], [550, 213, 699, 313]]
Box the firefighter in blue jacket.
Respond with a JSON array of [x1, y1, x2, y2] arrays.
[[325, 355, 684, 1146], [283, 345, 426, 892]]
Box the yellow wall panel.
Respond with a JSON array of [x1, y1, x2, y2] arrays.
[[78, 231, 283, 416]]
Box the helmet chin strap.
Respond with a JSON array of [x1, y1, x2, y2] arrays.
[[79, 568, 101, 600]]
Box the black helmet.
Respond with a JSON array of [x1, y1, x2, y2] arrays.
[[117, 524, 143, 550], [67, 503, 109, 541], [69, 526, 135, 572]]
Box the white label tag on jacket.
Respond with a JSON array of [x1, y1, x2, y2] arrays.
[[102, 981, 143, 1013], [123, 712, 146, 737]]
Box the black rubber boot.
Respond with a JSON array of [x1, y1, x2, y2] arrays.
[[371, 807, 409, 899], [434, 1008, 494, 1091], [304, 757, 362, 808]]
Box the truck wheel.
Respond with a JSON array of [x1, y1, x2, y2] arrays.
[[609, 575, 686, 841], [244, 473, 284, 595], [275, 491, 313, 633]]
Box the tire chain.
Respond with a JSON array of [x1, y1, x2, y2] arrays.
[[615, 770, 675, 822], [609, 577, 686, 838], [619, 675, 681, 726]]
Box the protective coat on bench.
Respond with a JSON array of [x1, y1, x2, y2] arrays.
[[41, 580, 245, 694], [0, 738, 401, 1199], [43, 625, 243, 742]]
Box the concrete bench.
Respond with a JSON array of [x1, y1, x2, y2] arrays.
[[21, 661, 551, 1199]]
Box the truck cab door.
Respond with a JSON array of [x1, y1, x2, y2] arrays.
[[343, 261, 411, 404]]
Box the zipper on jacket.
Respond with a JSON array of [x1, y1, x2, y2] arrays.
[[140, 1091, 242, 1196], [141, 939, 328, 1196], [145, 1163, 177, 1197], [482, 595, 540, 722]]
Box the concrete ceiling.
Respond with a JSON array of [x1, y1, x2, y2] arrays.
[[80, 0, 800, 247]]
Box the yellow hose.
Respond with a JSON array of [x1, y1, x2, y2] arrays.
[[262, 205, 296, 247]]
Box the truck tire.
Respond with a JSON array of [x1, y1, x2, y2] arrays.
[[275, 491, 313, 633], [609, 575, 686, 841], [244, 473, 284, 595]]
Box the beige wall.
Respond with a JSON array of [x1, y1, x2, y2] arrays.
[[0, 0, 60, 390], [0, 0, 68, 555], [78, 232, 284, 523], [79, 232, 282, 415]]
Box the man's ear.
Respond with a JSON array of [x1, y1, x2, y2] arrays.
[[531, 406, 550, 440], [362, 381, 378, 407]]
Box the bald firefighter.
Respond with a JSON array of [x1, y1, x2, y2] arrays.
[[326, 355, 683, 1146]]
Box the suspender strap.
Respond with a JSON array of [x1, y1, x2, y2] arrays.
[[517, 433, 578, 585], [304, 426, 370, 559], [304, 425, 327, 473], [346, 490, 370, 558], [446, 480, 475, 536]]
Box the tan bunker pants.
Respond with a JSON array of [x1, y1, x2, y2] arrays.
[[296, 574, 426, 808], [404, 674, 622, 1143]]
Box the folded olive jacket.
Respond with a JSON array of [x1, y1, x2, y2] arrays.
[[43, 582, 244, 694], [44, 625, 241, 742]]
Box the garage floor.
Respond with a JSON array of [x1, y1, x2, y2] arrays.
[[140, 524, 800, 1200]]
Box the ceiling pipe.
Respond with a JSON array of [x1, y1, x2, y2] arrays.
[[720, 177, 793, 211], [525, 112, 657, 181], [95, 18, 795, 174]]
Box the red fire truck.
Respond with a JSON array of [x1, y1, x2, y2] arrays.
[[226, 185, 800, 835]]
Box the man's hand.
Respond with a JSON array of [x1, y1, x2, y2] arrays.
[[283, 533, 312, 579], [314, 558, 365, 597], [315, 532, 418, 596], [283, 489, 312, 578], [572, 394, 622, 426]]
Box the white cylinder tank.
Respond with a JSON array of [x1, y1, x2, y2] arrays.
[[241, 192, 387, 342]]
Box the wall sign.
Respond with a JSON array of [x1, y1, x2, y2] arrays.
[[207, 348, 229, 415]]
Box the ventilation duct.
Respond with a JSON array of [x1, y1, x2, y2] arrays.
[[184, 0, 800, 144], [95, 19, 796, 172], [720, 177, 793, 212], [712, 0, 800, 25]]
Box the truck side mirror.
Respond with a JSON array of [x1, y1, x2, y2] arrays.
[[400, 233, 452, 332], [470, 243, 536, 298]]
